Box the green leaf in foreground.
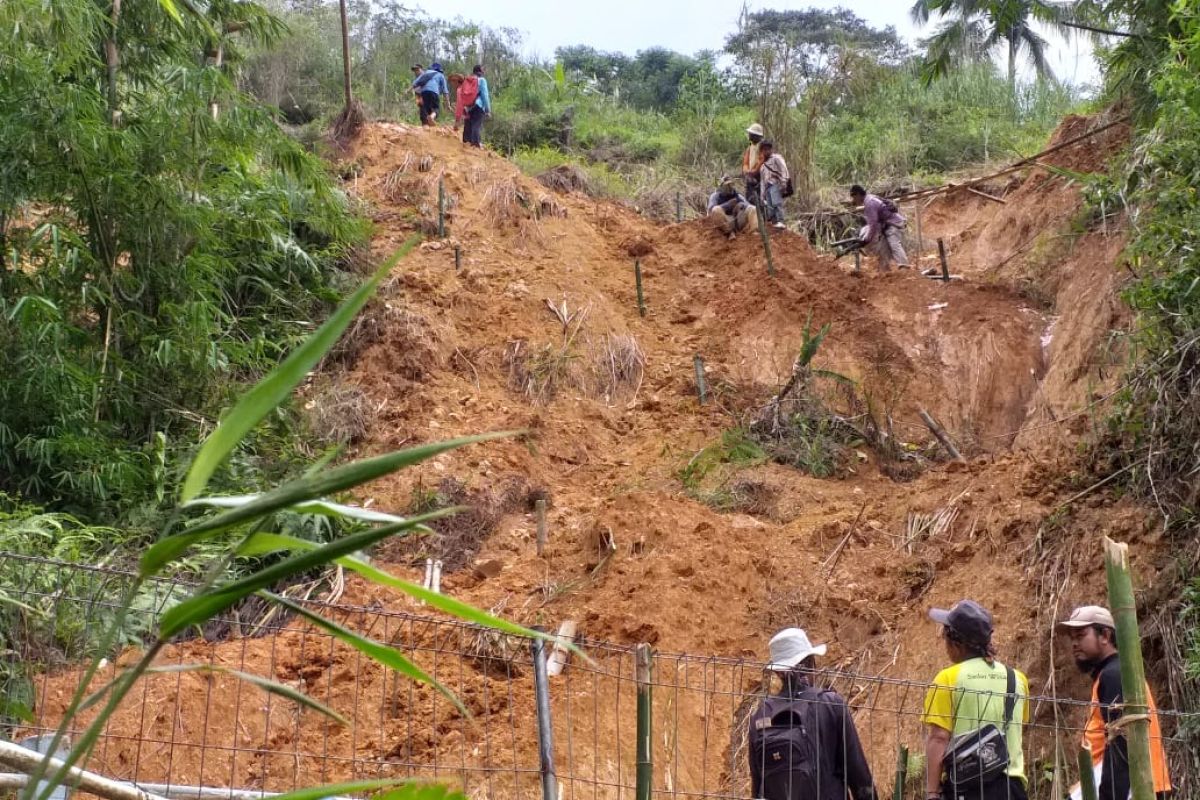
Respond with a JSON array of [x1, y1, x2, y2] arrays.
[[157, 507, 456, 636], [147, 664, 349, 725], [260, 779, 458, 800], [181, 237, 420, 503], [266, 593, 469, 716], [143, 431, 514, 575]]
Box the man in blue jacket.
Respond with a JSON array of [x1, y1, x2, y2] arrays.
[[413, 63, 449, 125]]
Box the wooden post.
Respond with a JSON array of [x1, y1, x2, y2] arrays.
[[1077, 744, 1098, 800], [918, 407, 963, 461], [853, 249, 861, 274], [1103, 538, 1156, 800], [634, 260, 646, 318], [635, 644, 653, 800], [914, 203, 923, 266], [693, 355, 707, 406], [454, 246, 461, 271], [937, 238, 950, 282], [437, 177, 446, 238], [535, 498, 547, 557], [756, 204, 776, 276], [891, 744, 908, 800], [531, 632, 557, 800]]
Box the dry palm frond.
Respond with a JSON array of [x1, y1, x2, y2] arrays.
[[593, 332, 645, 403], [536, 164, 594, 195], [306, 382, 369, 445], [417, 154, 434, 172], [383, 168, 425, 204], [537, 193, 567, 219], [900, 494, 965, 553]]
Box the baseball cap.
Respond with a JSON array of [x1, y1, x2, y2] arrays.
[[929, 600, 994, 646], [1058, 605, 1115, 629], [767, 628, 827, 671]]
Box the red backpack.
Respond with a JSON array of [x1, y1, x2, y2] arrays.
[[458, 75, 479, 107]]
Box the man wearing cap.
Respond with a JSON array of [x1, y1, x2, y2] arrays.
[[923, 600, 1030, 800], [1059, 606, 1172, 800], [707, 176, 756, 239], [742, 124, 766, 204], [747, 628, 877, 800]]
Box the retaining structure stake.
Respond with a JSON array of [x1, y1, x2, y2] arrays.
[[535, 498, 547, 557], [431, 559, 442, 594], [675, 191, 682, 223], [437, 177, 446, 238], [531, 631, 558, 800], [891, 744, 908, 800], [853, 249, 861, 274], [937, 238, 950, 282], [1077, 744, 1098, 800], [1103, 538, 1156, 800], [755, 204, 776, 276], [915, 204, 923, 265], [693, 355, 707, 406], [635, 260, 646, 318], [635, 643, 653, 800], [454, 246, 461, 271]]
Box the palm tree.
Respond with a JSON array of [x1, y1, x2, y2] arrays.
[[911, 0, 1072, 89]]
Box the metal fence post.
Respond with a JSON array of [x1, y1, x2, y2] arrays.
[[635, 644, 653, 800], [531, 632, 557, 800]]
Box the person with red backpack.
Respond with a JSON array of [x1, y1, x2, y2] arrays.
[[748, 628, 878, 800], [851, 184, 910, 271], [455, 64, 491, 147]]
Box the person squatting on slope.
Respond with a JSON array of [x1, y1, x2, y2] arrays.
[[742, 123, 766, 204], [455, 65, 491, 147], [758, 140, 790, 229], [748, 628, 878, 800], [923, 600, 1030, 800], [412, 63, 450, 125], [1058, 606, 1173, 800], [851, 184, 910, 271], [707, 176, 757, 239]]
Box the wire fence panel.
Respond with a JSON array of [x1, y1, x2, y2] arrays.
[[1, 554, 1196, 800]]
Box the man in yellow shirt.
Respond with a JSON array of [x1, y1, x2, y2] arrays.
[[922, 600, 1030, 800]]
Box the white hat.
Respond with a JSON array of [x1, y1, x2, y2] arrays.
[[1058, 605, 1115, 629], [767, 628, 827, 670], [746, 123, 765, 137]]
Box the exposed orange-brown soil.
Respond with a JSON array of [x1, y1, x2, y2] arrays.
[[36, 113, 1173, 799]]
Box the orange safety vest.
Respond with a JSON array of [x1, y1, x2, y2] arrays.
[[1083, 676, 1172, 794]]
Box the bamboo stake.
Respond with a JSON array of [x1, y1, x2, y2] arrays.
[[0, 741, 169, 800], [634, 260, 646, 318], [530, 633, 558, 800], [437, 177, 446, 238], [914, 203, 923, 266], [937, 239, 950, 282], [635, 644, 653, 800], [918, 407, 963, 461], [545, 620, 578, 677], [892, 744, 908, 800], [454, 246, 461, 271], [1077, 744, 1098, 800], [535, 498, 547, 557], [756, 203, 776, 276], [693, 355, 707, 406], [1103, 538, 1156, 800]]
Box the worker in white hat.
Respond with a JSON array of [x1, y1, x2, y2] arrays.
[[742, 123, 766, 204], [747, 628, 877, 800], [1058, 606, 1172, 800]]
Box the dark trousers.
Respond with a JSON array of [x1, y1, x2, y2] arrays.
[[420, 91, 440, 124], [463, 105, 486, 146], [943, 777, 1027, 800]]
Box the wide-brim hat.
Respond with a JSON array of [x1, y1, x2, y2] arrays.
[[746, 123, 765, 137], [767, 627, 827, 670]]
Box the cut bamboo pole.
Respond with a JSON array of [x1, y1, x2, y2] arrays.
[[755, 203, 776, 276], [634, 260, 646, 318], [437, 177, 446, 238], [535, 498, 548, 556], [454, 246, 461, 271], [1103, 537, 1156, 800], [546, 620, 578, 677], [635, 644, 653, 800], [937, 238, 950, 282], [914, 203, 923, 265], [0, 741, 169, 800], [918, 407, 963, 461], [530, 632, 558, 800], [693, 355, 707, 406], [891, 744, 908, 800], [1077, 744, 1098, 800]]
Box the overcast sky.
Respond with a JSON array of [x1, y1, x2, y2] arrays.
[[414, 0, 1101, 87]]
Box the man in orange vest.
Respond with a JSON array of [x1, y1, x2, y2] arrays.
[[1059, 606, 1172, 799]]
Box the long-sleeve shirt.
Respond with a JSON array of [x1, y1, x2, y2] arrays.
[[759, 153, 789, 188], [862, 193, 905, 243], [749, 681, 877, 800], [413, 69, 448, 97], [475, 76, 491, 113], [707, 189, 747, 213]]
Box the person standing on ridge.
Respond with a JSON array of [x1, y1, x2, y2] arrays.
[[748, 628, 877, 800], [758, 140, 790, 229], [1058, 605, 1173, 800], [707, 176, 756, 239], [742, 123, 766, 204], [409, 64, 425, 120], [412, 62, 449, 126], [455, 64, 491, 148], [923, 599, 1030, 800], [850, 185, 910, 271]]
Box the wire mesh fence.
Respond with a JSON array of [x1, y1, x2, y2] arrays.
[[1, 553, 1197, 800]]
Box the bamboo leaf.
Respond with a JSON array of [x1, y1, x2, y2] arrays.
[[266, 594, 469, 716], [157, 508, 455, 636], [156, 0, 183, 25], [259, 780, 447, 800], [147, 664, 348, 725], [186, 495, 407, 524], [181, 238, 419, 503], [143, 431, 512, 575]]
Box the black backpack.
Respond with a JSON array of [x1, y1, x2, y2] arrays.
[[881, 197, 898, 214], [748, 688, 826, 800]]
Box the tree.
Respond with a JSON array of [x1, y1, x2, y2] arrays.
[[910, 0, 1072, 89]]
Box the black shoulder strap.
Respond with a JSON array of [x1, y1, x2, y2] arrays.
[[1003, 666, 1017, 727]]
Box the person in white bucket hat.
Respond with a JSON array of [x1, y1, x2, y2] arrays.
[[747, 628, 877, 800], [742, 123, 766, 204]]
